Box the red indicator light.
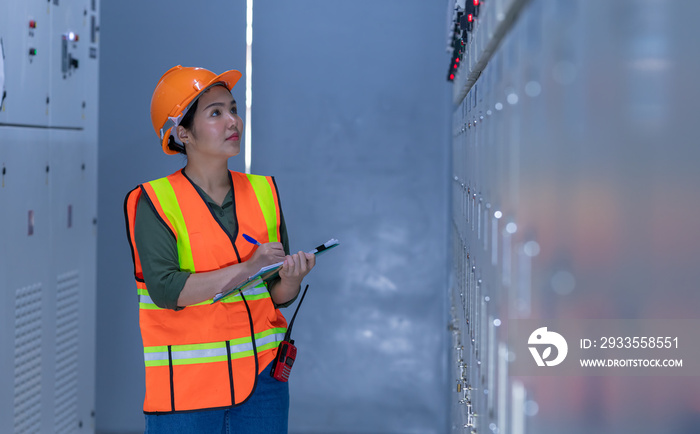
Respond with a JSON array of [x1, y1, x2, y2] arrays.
[[450, 74, 455, 80], [453, 63, 458, 69], [474, 0, 480, 6], [29, 20, 37, 29], [468, 14, 473, 22], [456, 58, 460, 63]]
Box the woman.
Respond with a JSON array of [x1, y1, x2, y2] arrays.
[[124, 65, 315, 433]]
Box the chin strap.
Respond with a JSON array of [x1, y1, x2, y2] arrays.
[[167, 135, 186, 155]]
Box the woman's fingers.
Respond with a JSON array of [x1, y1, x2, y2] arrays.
[[293, 251, 305, 273], [305, 252, 316, 269], [282, 252, 310, 276], [279, 251, 316, 283], [291, 251, 301, 274], [261, 242, 285, 262]]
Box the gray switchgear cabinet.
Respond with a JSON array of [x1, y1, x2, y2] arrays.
[[0, 0, 99, 432]]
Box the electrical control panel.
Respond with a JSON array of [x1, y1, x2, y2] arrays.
[[448, 0, 700, 433], [447, 5, 530, 434], [0, 1, 51, 125], [0, 0, 99, 128], [0, 0, 99, 432]]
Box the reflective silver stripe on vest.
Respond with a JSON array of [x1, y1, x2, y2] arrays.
[[172, 347, 229, 362], [228, 332, 285, 356], [143, 350, 168, 363], [255, 332, 285, 350], [143, 328, 287, 367], [222, 281, 270, 303], [242, 283, 269, 296], [138, 280, 270, 309]]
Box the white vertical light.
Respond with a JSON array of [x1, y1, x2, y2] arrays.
[[244, 0, 253, 174]]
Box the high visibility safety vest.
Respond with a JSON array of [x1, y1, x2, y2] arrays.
[[124, 169, 288, 414]]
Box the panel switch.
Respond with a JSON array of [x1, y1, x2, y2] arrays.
[[61, 32, 80, 75]]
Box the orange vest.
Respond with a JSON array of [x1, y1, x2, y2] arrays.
[[124, 169, 288, 413]]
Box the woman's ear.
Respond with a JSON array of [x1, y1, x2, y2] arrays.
[[176, 125, 191, 145]]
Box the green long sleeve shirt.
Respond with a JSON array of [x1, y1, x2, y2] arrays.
[[134, 183, 293, 310]]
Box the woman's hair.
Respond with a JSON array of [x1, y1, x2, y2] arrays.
[[167, 98, 200, 155], [179, 98, 199, 131]]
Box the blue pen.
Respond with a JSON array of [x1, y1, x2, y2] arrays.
[[242, 233, 261, 246]]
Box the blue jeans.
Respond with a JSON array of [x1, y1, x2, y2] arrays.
[[144, 361, 289, 434]]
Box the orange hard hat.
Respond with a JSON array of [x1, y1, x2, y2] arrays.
[[150, 65, 242, 155]]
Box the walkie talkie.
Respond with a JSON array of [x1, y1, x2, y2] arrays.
[[271, 284, 309, 382], [271, 340, 297, 382]]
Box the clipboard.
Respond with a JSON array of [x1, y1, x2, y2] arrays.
[[212, 238, 339, 303]]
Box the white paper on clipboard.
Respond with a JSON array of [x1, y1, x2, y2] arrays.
[[212, 238, 339, 303]]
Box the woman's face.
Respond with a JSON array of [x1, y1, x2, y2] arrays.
[[181, 85, 242, 160]]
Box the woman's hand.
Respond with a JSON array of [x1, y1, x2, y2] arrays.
[[249, 242, 286, 270], [279, 251, 316, 286], [269, 251, 315, 305], [177, 242, 284, 306], [176, 242, 289, 307]]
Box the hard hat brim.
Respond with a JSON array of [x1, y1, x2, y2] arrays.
[[161, 127, 178, 155]]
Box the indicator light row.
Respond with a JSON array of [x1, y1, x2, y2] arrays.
[[447, 0, 481, 82]]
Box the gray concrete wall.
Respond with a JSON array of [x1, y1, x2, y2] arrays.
[[252, 2, 450, 433]]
